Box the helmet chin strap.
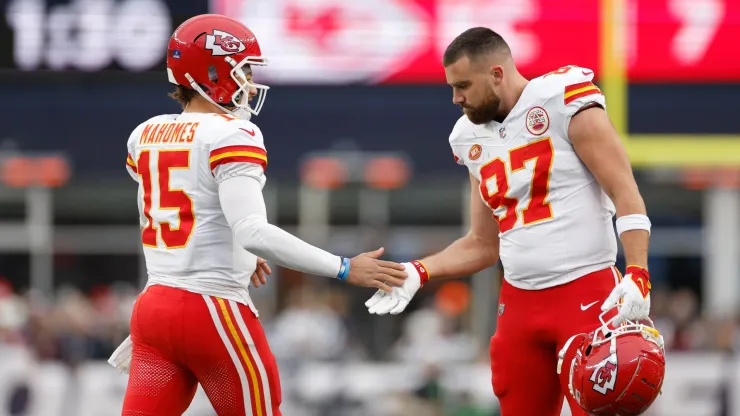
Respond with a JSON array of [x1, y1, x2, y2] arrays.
[[608, 334, 618, 363], [184, 73, 252, 121], [231, 108, 252, 121], [557, 334, 581, 375]]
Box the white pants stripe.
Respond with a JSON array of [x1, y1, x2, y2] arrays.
[[203, 295, 253, 415]]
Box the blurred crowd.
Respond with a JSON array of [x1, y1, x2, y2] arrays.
[[0, 272, 738, 415]]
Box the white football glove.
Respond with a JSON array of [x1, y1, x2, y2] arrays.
[[601, 266, 651, 325], [365, 262, 423, 315]]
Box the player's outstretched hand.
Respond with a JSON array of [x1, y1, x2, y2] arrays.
[[346, 247, 407, 292], [250, 257, 272, 288], [365, 262, 421, 315]]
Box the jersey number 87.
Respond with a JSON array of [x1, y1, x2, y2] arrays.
[[479, 137, 554, 233]]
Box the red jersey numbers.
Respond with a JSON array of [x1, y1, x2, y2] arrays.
[[138, 149, 195, 249], [479, 158, 519, 233], [479, 137, 555, 233]]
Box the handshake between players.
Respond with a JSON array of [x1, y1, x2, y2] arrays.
[[250, 248, 407, 293]]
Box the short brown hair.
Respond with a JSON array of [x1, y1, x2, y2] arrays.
[[168, 85, 198, 109], [442, 27, 510, 67]]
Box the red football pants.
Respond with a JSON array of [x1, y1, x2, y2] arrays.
[[490, 266, 621, 416], [122, 285, 282, 416]]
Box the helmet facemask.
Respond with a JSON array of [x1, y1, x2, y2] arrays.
[[592, 309, 665, 353], [184, 55, 269, 121], [227, 56, 269, 119]]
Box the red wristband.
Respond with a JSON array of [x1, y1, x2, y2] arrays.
[[626, 265, 651, 299], [411, 260, 431, 286]]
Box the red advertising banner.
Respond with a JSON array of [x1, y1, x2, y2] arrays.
[[632, 0, 740, 82], [212, 0, 740, 84]]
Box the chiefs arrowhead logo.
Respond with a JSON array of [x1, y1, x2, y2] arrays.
[[589, 357, 618, 395], [205, 30, 246, 56], [227, 0, 426, 83]]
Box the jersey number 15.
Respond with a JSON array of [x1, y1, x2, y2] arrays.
[[137, 149, 195, 248]]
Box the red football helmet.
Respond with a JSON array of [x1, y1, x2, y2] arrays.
[[166, 14, 269, 119], [557, 310, 666, 416]]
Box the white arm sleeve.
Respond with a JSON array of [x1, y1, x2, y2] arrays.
[[218, 174, 342, 278]]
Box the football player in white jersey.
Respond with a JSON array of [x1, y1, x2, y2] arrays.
[[365, 28, 658, 415], [112, 14, 407, 416]]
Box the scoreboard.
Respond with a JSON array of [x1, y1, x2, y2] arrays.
[[0, 0, 207, 72], [2, 0, 739, 83], [1, 0, 739, 168]]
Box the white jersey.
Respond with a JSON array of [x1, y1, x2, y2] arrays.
[[125, 112, 267, 308], [450, 66, 618, 290]]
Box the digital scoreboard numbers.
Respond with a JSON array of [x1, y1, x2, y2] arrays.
[[0, 0, 206, 72]]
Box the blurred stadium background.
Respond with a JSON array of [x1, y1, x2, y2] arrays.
[[0, 0, 739, 415]]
